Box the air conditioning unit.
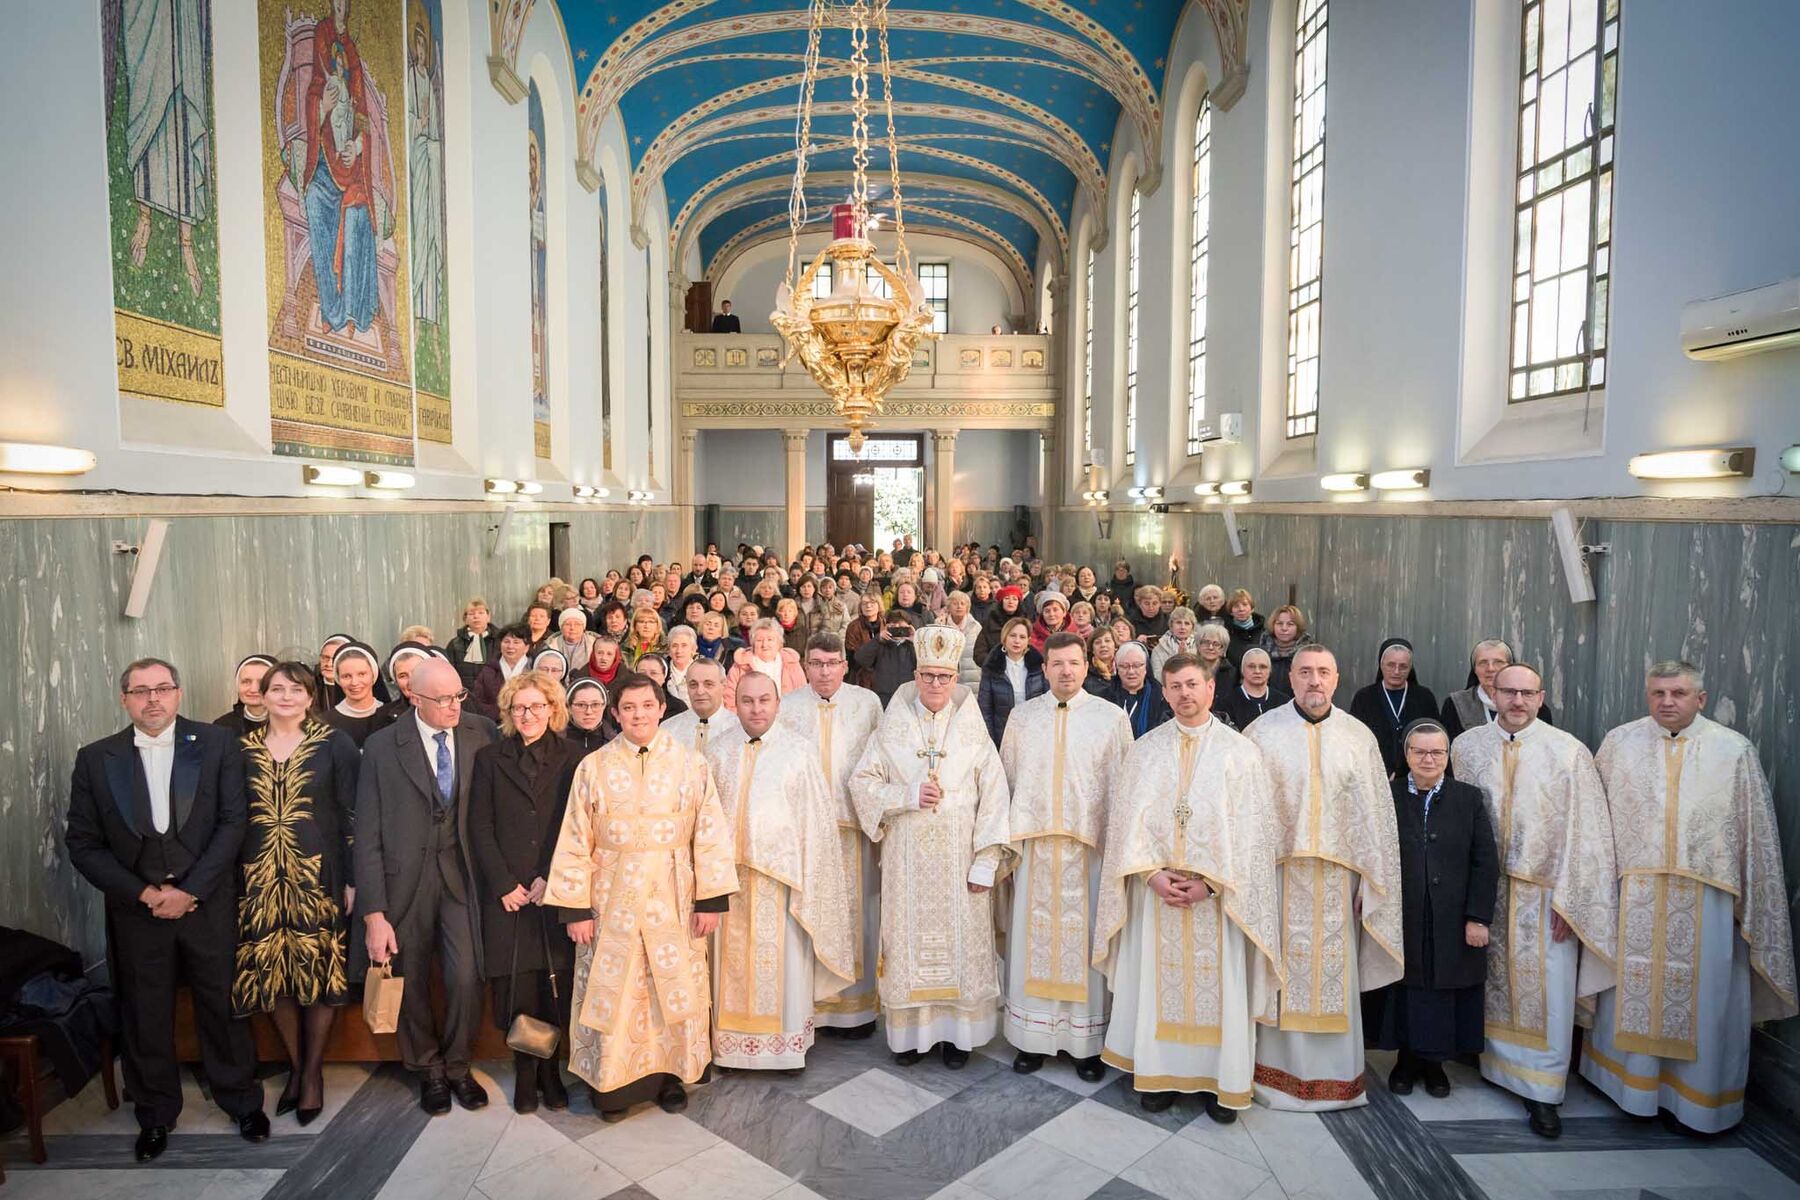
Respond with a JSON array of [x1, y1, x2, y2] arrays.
[[1681, 277, 1800, 361], [1191, 411, 1243, 447]]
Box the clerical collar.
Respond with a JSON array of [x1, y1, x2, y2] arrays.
[[1174, 716, 1211, 735], [1297, 702, 1332, 725], [696, 714, 711, 725], [1500, 719, 1536, 741], [623, 735, 654, 755], [746, 735, 763, 746], [1052, 689, 1086, 710]]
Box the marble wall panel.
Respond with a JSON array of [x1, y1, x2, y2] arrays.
[[0, 508, 680, 966]]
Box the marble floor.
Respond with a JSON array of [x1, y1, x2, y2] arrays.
[[4, 1039, 1796, 1200]]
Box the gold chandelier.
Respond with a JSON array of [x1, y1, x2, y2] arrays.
[[770, 0, 939, 451]]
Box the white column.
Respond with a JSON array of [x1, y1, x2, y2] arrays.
[[783, 428, 809, 559], [932, 429, 958, 553], [1038, 428, 1058, 560], [677, 428, 698, 560]]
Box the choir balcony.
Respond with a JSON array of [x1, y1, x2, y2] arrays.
[[675, 332, 1058, 430]]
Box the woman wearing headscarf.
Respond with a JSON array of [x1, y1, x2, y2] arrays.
[[311, 634, 354, 715], [375, 642, 434, 728], [1216, 647, 1289, 731], [467, 670, 580, 1114], [532, 647, 570, 688], [918, 567, 948, 618], [321, 642, 386, 747], [562, 678, 615, 752], [585, 635, 626, 691], [232, 661, 359, 1124], [214, 654, 276, 738], [550, 608, 597, 674], [1028, 591, 1069, 653], [1437, 638, 1557, 742], [1350, 637, 1442, 777]]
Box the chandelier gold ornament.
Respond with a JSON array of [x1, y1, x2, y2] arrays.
[[770, 0, 939, 451]]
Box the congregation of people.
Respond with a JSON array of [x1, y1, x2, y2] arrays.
[[67, 537, 1796, 1165]]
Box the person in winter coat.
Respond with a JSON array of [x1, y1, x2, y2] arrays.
[[852, 610, 921, 707], [976, 618, 1045, 745], [1223, 589, 1266, 669], [1149, 606, 1199, 680]]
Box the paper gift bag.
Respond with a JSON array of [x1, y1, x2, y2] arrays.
[[363, 962, 405, 1034]]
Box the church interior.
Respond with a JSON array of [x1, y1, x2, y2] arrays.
[[2, 0, 1799, 1197]]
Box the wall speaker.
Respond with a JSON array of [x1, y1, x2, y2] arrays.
[[487, 506, 514, 558], [120, 518, 170, 619], [1222, 508, 1245, 558], [1549, 507, 1601, 604]]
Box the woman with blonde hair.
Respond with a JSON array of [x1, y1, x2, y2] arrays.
[[624, 605, 669, 668], [468, 670, 580, 1114], [1257, 604, 1312, 694], [939, 590, 983, 686], [1150, 606, 1200, 679]]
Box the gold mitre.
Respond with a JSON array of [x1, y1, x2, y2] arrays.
[[914, 624, 965, 674]]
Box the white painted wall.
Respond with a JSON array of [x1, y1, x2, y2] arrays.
[[1067, 0, 1800, 506], [713, 232, 1024, 334], [694, 427, 1040, 513], [0, 0, 668, 501]]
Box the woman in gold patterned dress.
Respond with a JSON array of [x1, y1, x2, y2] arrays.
[[232, 661, 359, 1125]]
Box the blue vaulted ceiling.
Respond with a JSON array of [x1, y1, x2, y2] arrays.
[[555, 0, 1187, 281]]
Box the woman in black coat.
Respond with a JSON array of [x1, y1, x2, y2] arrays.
[[1348, 637, 1440, 778], [976, 619, 1045, 745], [1363, 719, 1498, 1099], [467, 669, 581, 1114]]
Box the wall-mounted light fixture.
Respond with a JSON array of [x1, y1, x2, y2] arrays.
[[303, 464, 362, 487], [1219, 480, 1252, 498], [0, 441, 97, 475], [517, 480, 544, 495], [484, 478, 520, 494], [1192, 481, 1220, 497], [626, 489, 655, 504], [1627, 447, 1755, 480], [363, 470, 415, 490], [1370, 468, 1430, 491], [1080, 489, 1110, 505], [1781, 445, 1800, 474], [1320, 472, 1370, 493], [574, 484, 611, 500]]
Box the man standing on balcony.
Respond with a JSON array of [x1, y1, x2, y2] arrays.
[[710, 300, 741, 334]]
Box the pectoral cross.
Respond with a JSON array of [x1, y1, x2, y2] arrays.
[[1172, 796, 1193, 832], [916, 742, 947, 783]]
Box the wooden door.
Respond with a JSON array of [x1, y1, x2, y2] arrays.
[[826, 467, 874, 549]]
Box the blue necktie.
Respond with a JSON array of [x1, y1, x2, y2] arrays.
[[434, 731, 453, 809]]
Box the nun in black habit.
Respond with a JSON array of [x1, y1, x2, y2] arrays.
[[320, 642, 387, 747], [1348, 637, 1439, 778], [562, 678, 617, 752], [214, 653, 277, 738]]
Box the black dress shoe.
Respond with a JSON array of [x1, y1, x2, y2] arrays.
[[295, 1104, 323, 1127], [513, 1073, 539, 1114], [941, 1045, 970, 1070], [599, 1106, 631, 1123], [1012, 1051, 1045, 1074], [238, 1110, 271, 1142], [657, 1080, 688, 1114], [1139, 1090, 1177, 1113], [1076, 1057, 1106, 1082], [1420, 1061, 1451, 1098], [420, 1076, 453, 1115], [135, 1125, 169, 1162], [893, 1049, 925, 1066], [1387, 1063, 1416, 1095], [539, 1061, 569, 1110], [276, 1072, 301, 1116], [1524, 1098, 1562, 1139], [450, 1075, 490, 1110], [1203, 1093, 1237, 1124], [843, 1020, 877, 1040]]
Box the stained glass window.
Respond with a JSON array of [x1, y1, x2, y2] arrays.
[[1186, 99, 1212, 457], [1509, 0, 1619, 402], [1285, 0, 1328, 439]]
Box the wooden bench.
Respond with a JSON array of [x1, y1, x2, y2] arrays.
[[0, 1031, 118, 1164]]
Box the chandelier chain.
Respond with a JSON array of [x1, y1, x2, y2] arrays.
[[847, 0, 873, 233], [875, 0, 910, 274], [785, 0, 829, 294]]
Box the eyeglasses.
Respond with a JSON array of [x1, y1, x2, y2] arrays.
[[570, 700, 605, 712], [1407, 748, 1449, 759], [1493, 687, 1541, 700], [918, 672, 957, 686], [509, 702, 550, 717], [807, 657, 845, 668], [419, 691, 469, 707], [124, 685, 179, 700]]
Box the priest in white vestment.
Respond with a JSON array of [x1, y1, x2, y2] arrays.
[[546, 675, 737, 1121], [1097, 654, 1283, 1122], [849, 624, 1012, 1068], [1580, 661, 1796, 1134], [1000, 631, 1133, 1078], [1451, 663, 1616, 1139], [777, 631, 887, 1035], [663, 657, 740, 753], [1245, 645, 1403, 1110], [703, 674, 855, 1070]]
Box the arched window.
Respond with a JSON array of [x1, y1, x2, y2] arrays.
[[1186, 98, 1212, 457], [1125, 189, 1141, 467], [1508, 0, 1618, 402], [1286, 0, 1328, 439], [1082, 248, 1095, 456]]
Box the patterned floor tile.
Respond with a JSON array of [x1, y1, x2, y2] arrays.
[[960, 1137, 1113, 1200], [1028, 1099, 1171, 1173], [473, 1139, 630, 1200], [1119, 1134, 1273, 1200], [578, 1108, 721, 1181], [807, 1067, 947, 1136], [640, 1139, 794, 1200]]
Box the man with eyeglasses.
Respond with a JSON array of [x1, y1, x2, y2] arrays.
[[779, 632, 886, 1036], [849, 625, 1011, 1070], [66, 658, 268, 1160], [355, 658, 497, 1115], [1451, 663, 1616, 1140]]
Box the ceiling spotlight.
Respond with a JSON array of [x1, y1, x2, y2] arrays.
[[303, 464, 361, 487], [1627, 447, 1755, 480], [1219, 479, 1252, 497], [0, 441, 97, 475], [1782, 445, 1800, 474], [1320, 472, 1371, 493], [1193, 482, 1220, 497], [484, 478, 519, 494], [1370, 468, 1430, 491], [363, 470, 415, 490]]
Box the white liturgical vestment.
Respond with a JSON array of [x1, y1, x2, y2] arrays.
[[1580, 714, 1796, 1131], [778, 682, 886, 1028], [663, 706, 741, 755], [849, 685, 1012, 1053]]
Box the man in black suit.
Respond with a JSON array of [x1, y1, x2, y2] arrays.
[[356, 657, 497, 1114], [65, 658, 268, 1161], [709, 300, 741, 333]]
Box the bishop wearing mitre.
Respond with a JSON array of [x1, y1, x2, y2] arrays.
[[778, 632, 887, 1036], [850, 624, 1012, 1069], [1450, 663, 1615, 1140], [1579, 661, 1795, 1134], [1097, 654, 1282, 1121], [704, 672, 856, 1071], [545, 674, 736, 1122], [1000, 632, 1133, 1080], [1244, 645, 1403, 1110]]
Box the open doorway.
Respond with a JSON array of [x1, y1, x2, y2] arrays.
[[825, 433, 921, 549], [549, 522, 571, 583]]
